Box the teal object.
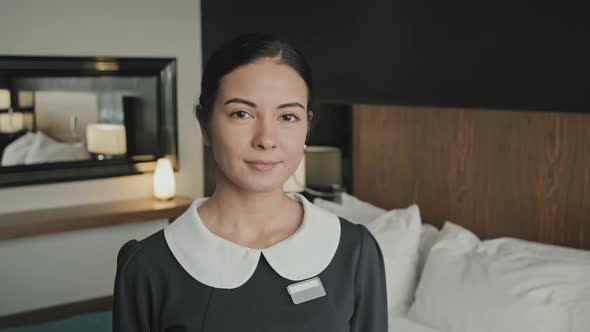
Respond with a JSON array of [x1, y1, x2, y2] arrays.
[[0, 311, 111, 332]]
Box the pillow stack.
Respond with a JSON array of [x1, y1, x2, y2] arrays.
[[314, 193, 590, 332], [314, 193, 424, 317], [407, 222, 590, 332]]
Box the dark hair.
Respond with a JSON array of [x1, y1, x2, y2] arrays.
[[195, 32, 314, 130]]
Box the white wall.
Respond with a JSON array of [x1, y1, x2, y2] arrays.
[[0, 222, 169, 315], [0, 0, 203, 315]]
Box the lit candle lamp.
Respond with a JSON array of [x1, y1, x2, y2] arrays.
[[153, 158, 176, 200]]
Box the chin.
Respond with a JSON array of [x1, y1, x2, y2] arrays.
[[235, 177, 286, 193], [219, 166, 288, 193], [244, 182, 283, 193]]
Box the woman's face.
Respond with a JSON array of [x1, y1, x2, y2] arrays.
[[206, 57, 311, 193]]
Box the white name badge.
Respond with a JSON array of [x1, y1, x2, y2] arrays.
[[286, 277, 326, 304]]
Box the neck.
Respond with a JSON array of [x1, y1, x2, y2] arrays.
[[201, 179, 299, 236]]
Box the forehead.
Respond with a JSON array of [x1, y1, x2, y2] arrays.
[[217, 58, 307, 103]]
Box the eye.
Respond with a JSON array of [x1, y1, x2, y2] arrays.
[[281, 113, 300, 122], [230, 110, 253, 119]]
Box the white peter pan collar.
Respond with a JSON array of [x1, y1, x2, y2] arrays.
[[164, 192, 341, 289]]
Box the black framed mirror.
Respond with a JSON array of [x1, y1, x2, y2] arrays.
[[0, 56, 178, 187]]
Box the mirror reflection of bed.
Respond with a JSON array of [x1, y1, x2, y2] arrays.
[[0, 65, 167, 189], [0, 90, 142, 167]]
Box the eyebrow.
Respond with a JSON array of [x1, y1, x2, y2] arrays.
[[223, 98, 305, 110]]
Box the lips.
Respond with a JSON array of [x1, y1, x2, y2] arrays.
[[245, 160, 279, 172]]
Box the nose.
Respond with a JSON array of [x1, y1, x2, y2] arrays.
[[251, 117, 277, 150]]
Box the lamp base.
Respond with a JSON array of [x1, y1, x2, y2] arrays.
[[90, 153, 126, 161]]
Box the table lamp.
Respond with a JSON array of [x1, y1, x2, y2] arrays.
[[86, 123, 127, 159], [304, 146, 342, 188]]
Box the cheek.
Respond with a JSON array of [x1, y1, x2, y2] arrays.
[[211, 133, 243, 166], [285, 154, 304, 176], [282, 139, 306, 171], [208, 124, 242, 166]]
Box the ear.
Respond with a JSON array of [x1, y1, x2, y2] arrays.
[[195, 104, 212, 147], [200, 126, 211, 147], [308, 110, 314, 121], [196, 119, 211, 147], [201, 130, 211, 147]]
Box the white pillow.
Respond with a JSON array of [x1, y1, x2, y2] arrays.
[[417, 224, 440, 276], [313, 194, 425, 317], [365, 204, 422, 317], [313, 192, 386, 225], [1, 131, 36, 166], [408, 222, 590, 332], [25, 131, 90, 164], [484, 237, 590, 262]]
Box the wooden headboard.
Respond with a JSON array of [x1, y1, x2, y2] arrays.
[[352, 104, 590, 250]]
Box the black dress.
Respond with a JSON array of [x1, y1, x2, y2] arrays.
[[113, 193, 388, 332]]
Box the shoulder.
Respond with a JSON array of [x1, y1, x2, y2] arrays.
[[336, 217, 383, 258], [335, 219, 386, 298], [116, 239, 142, 271], [337, 217, 384, 269], [337, 218, 381, 252], [116, 230, 169, 276]]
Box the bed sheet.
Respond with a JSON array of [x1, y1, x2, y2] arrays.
[[389, 316, 441, 332]]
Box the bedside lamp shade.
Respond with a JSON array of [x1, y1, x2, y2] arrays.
[[154, 158, 176, 200], [304, 146, 342, 187], [0, 89, 10, 109], [86, 123, 127, 155], [283, 154, 306, 192]]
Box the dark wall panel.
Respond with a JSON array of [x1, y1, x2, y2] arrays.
[[202, 0, 589, 112]]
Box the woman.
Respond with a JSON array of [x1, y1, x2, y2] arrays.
[[113, 32, 388, 331]]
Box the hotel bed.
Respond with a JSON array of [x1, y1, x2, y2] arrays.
[[316, 191, 590, 332], [390, 316, 441, 332], [314, 103, 590, 332]]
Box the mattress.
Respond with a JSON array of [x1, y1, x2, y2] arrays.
[[390, 316, 441, 332]]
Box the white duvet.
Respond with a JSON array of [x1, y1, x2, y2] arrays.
[[390, 316, 441, 332]]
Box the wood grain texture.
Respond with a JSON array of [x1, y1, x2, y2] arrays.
[[353, 104, 590, 250], [0, 196, 192, 240]]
